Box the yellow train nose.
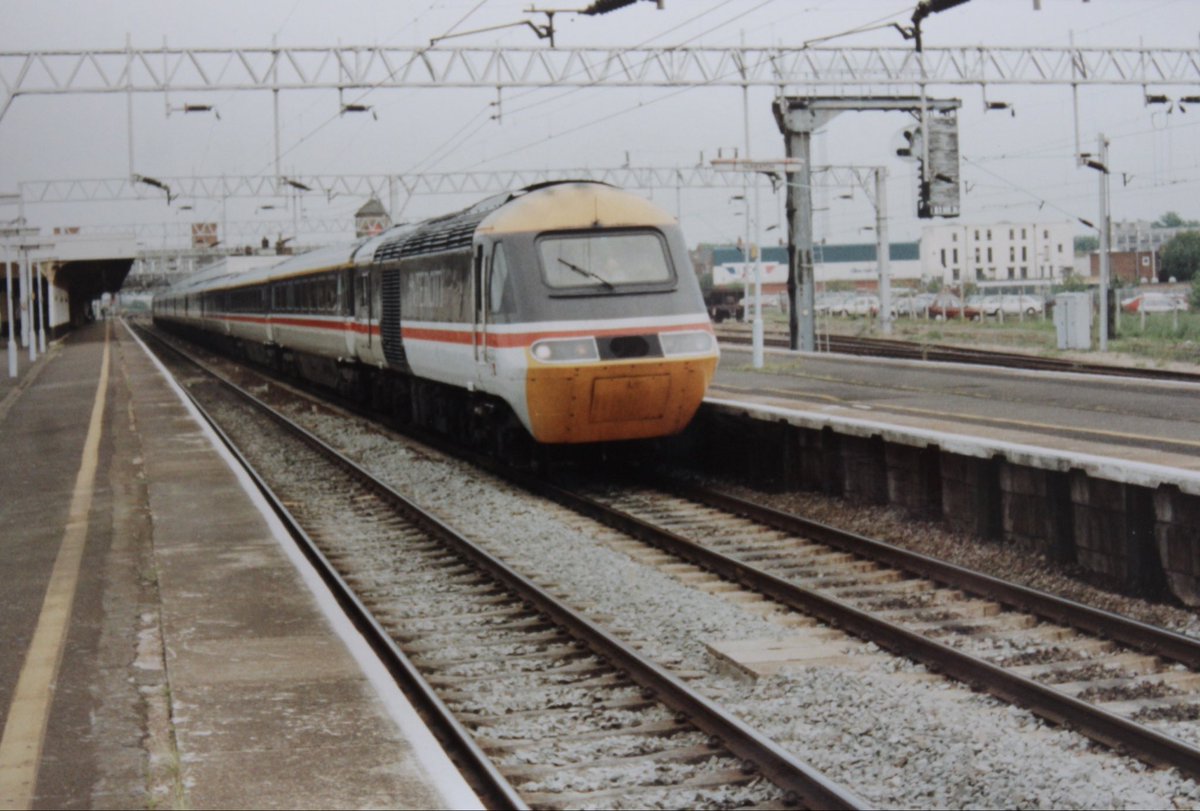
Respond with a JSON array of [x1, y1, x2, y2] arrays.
[[525, 356, 717, 444]]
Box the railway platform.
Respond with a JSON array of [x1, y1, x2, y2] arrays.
[[704, 345, 1200, 605], [0, 320, 479, 809]]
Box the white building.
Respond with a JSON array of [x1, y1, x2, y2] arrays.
[[921, 222, 1075, 288], [709, 243, 923, 293], [1111, 219, 1192, 253]]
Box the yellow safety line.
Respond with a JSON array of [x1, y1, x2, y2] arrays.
[[710, 381, 1200, 452], [0, 322, 110, 810]]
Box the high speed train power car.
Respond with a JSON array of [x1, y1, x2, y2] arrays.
[[153, 181, 719, 454]]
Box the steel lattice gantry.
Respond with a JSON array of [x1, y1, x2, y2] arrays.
[[2, 44, 1200, 118], [34, 164, 883, 259], [18, 165, 881, 204], [18, 164, 878, 206], [17, 165, 763, 205]]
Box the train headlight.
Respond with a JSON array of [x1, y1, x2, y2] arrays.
[[530, 337, 600, 362], [660, 330, 715, 356]]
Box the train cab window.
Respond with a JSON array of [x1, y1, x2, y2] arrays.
[[489, 244, 511, 316], [538, 231, 673, 292]]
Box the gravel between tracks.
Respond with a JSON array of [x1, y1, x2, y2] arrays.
[[252, 395, 1200, 810]]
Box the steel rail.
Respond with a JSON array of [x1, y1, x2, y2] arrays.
[[512, 473, 1200, 782], [669, 481, 1200, 671], [141, 327, 869, 811], [828, 336, 1200, 382], [716, 329, 1200, 384]]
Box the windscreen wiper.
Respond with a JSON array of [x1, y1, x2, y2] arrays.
[[557, 257, 614, 289]]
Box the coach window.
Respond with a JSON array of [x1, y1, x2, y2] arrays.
[[311, 277, 324, 312], [489, 244, 511, 317], [327, 274, 337, 312]]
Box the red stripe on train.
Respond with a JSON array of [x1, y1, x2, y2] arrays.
[[206, 314, 712, 347]]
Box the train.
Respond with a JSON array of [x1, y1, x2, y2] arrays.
[[153, 181, 720, 458]]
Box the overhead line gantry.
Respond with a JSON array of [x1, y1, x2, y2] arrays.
[[2, 43, 1199, 120]]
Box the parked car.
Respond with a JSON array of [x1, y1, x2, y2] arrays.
[[888, 295, 916, 317], [927, 293, 982, 320], [1122, 292, 1189, 313], [839, 294, 880, 317], [871, 295, 911, 318], [815, 292, 852, 315], [973, 295, 1003, 317], [908, 292, 937, 316], [1000, 294, 1045, 316]]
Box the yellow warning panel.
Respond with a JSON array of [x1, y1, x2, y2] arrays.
[[590, 374, 671, 423], [526, 356, 715, 443]]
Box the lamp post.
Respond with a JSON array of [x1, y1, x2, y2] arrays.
[[874, 167, 892, 337], [4, 240, 14, 377], [35, 260, 46, 353], [0, 220, 36, 375], [752, 176, 765, 367], [730, 195, 750, 326], [1097, 134, 1111, 352], [21, 244, 34, 361], [713, 157, 802, 369], [14, 238, 48, 363], [1082, 133, 1111, 351]]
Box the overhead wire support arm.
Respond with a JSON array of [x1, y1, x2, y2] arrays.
[[579, 0, 664, 14], [427, 2, 661, 48], [908, 0, 973, 53], [132, 173, 172, 204], [429, 19, 556, 48]]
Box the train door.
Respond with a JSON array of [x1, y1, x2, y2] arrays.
[[483, 244, 507, 371], [472, 244, 487, 367], [354, 266, 372, 353], [339, 269, 354, 357], [265, 283, 275, 345]]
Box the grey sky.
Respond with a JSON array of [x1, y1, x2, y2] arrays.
[[2, 0, 1198, 250]]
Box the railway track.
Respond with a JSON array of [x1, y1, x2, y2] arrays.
[[521, 472, 1200, 782], [138, 328, 865, 811], [136, 323, 1200, 806], [715, 328, 1200, 383]]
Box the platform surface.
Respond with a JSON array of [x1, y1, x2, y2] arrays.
[[0, 320, 478, 810], [711, 345, 1200, 490]]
